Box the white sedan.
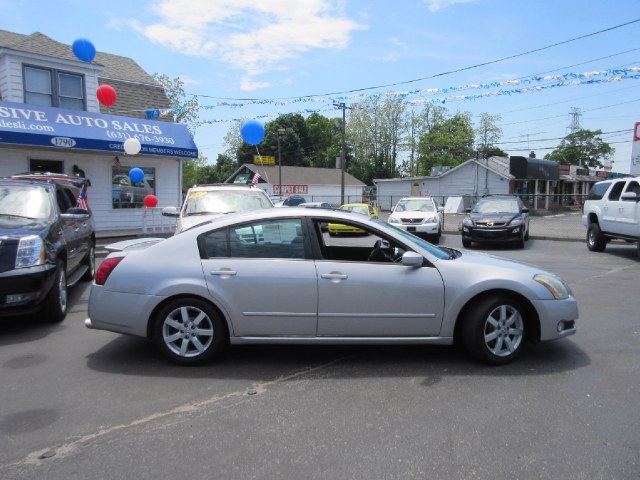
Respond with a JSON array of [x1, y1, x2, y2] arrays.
[[86, 208, 578, 366]]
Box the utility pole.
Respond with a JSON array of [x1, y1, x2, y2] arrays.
[[277, 128, 285, 196], [334, 102, 349, 204]]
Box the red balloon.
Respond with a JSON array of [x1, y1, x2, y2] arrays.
[[96, 84, 117, 106], [143, 194, 158, 208]]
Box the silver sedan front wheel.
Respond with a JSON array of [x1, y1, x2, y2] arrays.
[[153, 298, 228, 365], [462, 296, 526, 365]]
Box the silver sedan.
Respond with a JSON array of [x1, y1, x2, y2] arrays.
[[86, 208, 578, 366]]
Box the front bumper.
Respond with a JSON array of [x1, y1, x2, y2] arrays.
[[462, 225, 523, 243], [531, 296, 578, 341], [392, 222, 440, 236], [0, 264, 57, 317]]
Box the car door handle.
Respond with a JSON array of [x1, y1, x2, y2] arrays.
[[321, 272, 348, 282], [210, 269, 237, 277]]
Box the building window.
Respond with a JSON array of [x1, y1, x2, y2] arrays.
[[30, 159, 64, 173], [112, 166, 156, 209], [24, 66, 85, 110]]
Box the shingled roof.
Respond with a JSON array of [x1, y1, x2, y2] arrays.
[[0, 29, 172, 121]]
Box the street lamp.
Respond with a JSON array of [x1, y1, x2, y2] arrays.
[[277, 128, 285, 197]]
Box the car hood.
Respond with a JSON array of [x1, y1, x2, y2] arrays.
[[468, 213, 518, 224], [394, 210, 437, 219], [0, 219, 47, 236]]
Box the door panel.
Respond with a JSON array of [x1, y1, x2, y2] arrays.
[[316, 261, 445, 336]]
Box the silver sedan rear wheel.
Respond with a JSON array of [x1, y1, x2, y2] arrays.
[[462, 296, 526, 365], [153, 298, 228, 365]]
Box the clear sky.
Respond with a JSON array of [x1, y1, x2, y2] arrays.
[[2, 0, 639, 173]]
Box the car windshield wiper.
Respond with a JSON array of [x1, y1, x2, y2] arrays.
[[0, 213, 37, 219], [439, 246, 459, 259], [187, 211, 229, 216]]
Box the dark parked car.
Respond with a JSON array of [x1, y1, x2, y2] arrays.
[[283, 195, 306, 206], [462, 195, 530, 248], [0, 174, 95, 322]]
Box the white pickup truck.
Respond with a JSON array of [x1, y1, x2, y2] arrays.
[[582, 176, 640, 257]]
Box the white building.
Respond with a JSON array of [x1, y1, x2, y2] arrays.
[[0, 30, 197, 234], [228, 164, 367, 205]]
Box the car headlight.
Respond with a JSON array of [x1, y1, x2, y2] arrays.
[[388, 216, 400, 224], [15, 235, 45, 268], [510, 217, 523, 226], [462, 217, 473, 226], [422, 216, 438, 224], [534, 273, 571, 300]]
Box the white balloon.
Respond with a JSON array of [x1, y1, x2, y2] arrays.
[[123, 138, 142, 155]]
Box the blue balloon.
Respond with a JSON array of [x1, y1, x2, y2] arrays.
[[72, 38, 96, 62], [129, 167, 144, 184], [241, 120, 265, 145]]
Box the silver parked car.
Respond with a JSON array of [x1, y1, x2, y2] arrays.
[[87, 208, 577, 366]]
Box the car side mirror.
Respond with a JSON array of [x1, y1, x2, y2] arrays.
[[621, 191, 640, 202], [401, 251, 424, 267], [521, 207, 530, 213], [161, 206, 180, 217]]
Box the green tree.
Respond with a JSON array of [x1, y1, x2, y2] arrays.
[[305, 113, 342, 168], [417, 111, 474, 175], [152, 74, 199, 136], [475, 113, 505, 158], [546, 129, 614, 168], [347, 96, 407, 185], [152, 73, 206, 193]]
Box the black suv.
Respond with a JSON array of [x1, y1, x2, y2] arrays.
[[0, 173, 95, 322], [461, 195, 530, 248]]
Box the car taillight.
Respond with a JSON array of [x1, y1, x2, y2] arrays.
[[95, 256, 124, 285]]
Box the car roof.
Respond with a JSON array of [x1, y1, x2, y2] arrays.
[[398, 197, 434, 201], [188, 184, 265, 192], [7, 172, 90, 188]]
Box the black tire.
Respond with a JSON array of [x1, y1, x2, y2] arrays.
[[462, 238, 472, 248], [461, 296, 526, 365], [42, 261, 67, 323], [637, 239, 640, 259], [524, 224, 530, 241], [153, 298, 229, 366], [80, 243, 96, 281], [587, 223, 607, 252], [515, 231, 525, 249]]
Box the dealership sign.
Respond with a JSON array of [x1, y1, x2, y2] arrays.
[[0, 100, 198, 158]]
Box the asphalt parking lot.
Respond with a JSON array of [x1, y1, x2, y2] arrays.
[[3, 226, 639, 479]]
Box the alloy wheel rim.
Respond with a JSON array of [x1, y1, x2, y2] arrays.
[[162, 306, 215, 358], [483, 304, 523, 357]]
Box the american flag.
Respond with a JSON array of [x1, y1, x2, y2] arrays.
[[251, 171, 261, 185], [76, 184, 89, 210]]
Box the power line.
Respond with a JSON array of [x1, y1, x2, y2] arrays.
[[191, 19, 640, 102]]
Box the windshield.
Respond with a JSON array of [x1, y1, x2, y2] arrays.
[[473, 199, 520, 214], [394, 199, 435, 212], [0, 186, 52, 219], [340, 204, 369, 215], [184, 190, 272, 216], [371, 219, 450, 260]]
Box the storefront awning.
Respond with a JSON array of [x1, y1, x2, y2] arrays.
[[0, 100, 198, 158], [509, 156, 559, 181]]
